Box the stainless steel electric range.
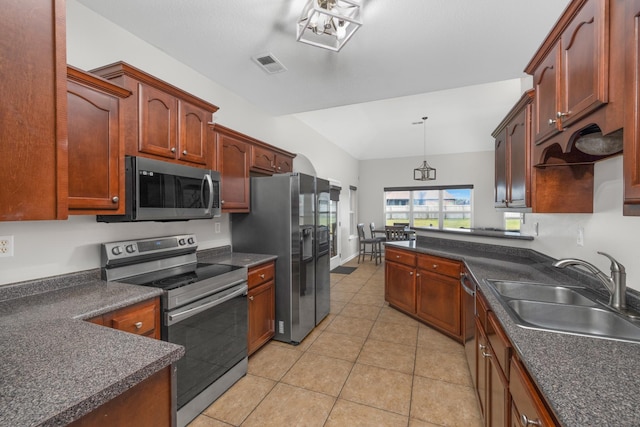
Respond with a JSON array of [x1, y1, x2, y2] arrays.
[[101, 234, 248, 427]]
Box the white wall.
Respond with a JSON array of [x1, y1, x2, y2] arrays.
[[359, 150, 503, 230], [0, 0, 359, 286]]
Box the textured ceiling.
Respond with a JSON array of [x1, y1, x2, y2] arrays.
[[74, 0, 571, 159]]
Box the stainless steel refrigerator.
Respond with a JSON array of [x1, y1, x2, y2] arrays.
[[231, 173, 330, 344]]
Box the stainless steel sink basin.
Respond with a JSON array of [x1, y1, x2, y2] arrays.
[[507, 300, 640, 343], [484, 279, 640, 343], [488, 280, 598, 306]]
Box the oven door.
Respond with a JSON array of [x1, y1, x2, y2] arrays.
[[164, 282, 248, 411]]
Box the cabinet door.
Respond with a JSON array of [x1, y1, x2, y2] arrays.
[[475, 319, 488, 419], [275, 155, 293, 173], [416, 270, 461, 338], [138, 84, 178, 159], [488, 352, 510, 427], [385, 262, 416, 314], [67, 80, 122, 213], [251, 145, 277, 174], [178, 100, 209, 165], [532, 43, 561, 146], [248, 280, 275, 355], [0, 0, 67, 221], [624, 0, 640, 213], [510, 358, 557, 427], [494, 128, 508, 208], [218, 133, 250, 212], [559, 0, 608, 128], [508, 106, 530, 208]]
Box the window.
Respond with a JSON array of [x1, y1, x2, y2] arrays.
[[349, 185, 357, 236], [504, 212, 522, 231], [384, 186, 473, 230]]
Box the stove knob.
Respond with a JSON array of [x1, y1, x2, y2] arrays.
[[178, 238, 186, 246], [111, 246, 123, 256], [125, 244, 136, 254], [187, 237, 195, 245]]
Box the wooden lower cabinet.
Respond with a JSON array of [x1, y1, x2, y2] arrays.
[[68, 365, 174, 427], [474, 289, 559, 427], [87, 298, 161, 340], [248, 261, 276, 355], [385, 247, 462, 340]]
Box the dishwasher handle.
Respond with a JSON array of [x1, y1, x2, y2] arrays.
[[460, 272, 475, 297]]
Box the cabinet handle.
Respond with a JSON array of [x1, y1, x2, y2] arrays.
[[111, 196, 119, 203], [521, 414, 542, 426], [482, 350, 492, 358], [134, 321, 143, 329], [183, 150, 188, 155], [556, 111, 571, 119], [171, 147, 176, 153], [249, 296, 254, 301], [479, 344, 486, 350], [260, 274, 265, 279], [548, 118, 556, 126]]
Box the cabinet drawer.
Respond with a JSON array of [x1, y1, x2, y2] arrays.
[[417, 254, 461, 278], [111, 303, 156, 336], [487, 311, 511, 379], [385, 248, 416, 267], [248, 261, 275, 289]]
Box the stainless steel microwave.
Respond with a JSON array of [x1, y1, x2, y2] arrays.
[[97, 156, 220, 222]]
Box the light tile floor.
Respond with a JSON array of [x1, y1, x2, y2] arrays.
[[188, 258, 483, 427]]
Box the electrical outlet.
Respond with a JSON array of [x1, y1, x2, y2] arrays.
[[577, 226, 584, 247], [0, 236, 14, 257], [214, 222, 221, 233]]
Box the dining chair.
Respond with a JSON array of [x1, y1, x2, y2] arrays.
[[357, 223, 381, 264], [385, 225, 408, 241]]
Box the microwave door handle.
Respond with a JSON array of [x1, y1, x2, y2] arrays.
[[202, 173, 214, 213]]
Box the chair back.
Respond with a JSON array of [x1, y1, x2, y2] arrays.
[[385, 225, 406, 241], [357, 223, 366, 241]]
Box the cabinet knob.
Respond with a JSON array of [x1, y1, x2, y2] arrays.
[[396, 255, 400, 259], [221, 200, 225, 204], [111, 196, 119, 203], [249, 296, 254, 301], [433, 264, 438, 269], [134, 321, 143, 329], [409, 271, 413, 276], [416, 273, 420, 277], [520, 414, 542, 426], [556, 111, 571, 119], [171, 147, 176, 153], [548, 118, 556, 126], [260, 274, 265, 279], [183, 150, 188, 155]]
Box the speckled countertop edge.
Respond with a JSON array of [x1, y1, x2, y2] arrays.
[[386, 237, 640, 427], [0, 275, 184, 427]]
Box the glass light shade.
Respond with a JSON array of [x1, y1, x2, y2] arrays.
[[297, 0, 362, 52]]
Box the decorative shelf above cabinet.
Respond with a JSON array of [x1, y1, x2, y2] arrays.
[[90, 62, 219, 168], [67, 66, 132, 215]]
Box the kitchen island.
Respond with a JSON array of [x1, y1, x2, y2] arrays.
[[386, 237, 640, 427]]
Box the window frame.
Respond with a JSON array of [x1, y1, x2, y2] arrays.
[[383, 185, 474, 231]]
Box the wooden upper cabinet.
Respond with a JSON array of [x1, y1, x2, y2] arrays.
[[0, 0, 68, 221], [90, 62, 218, 168], [251, 143, 296, 175], [624, 0, 640, 215], [214, 125, 251, 212], [66, 66, 131, 214], [275, 155, 293, 173], [525, 0, 627, 166], [493, 90, 533, 210]]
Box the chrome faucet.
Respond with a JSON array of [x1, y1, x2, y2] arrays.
[[552, 252, 626, 311]]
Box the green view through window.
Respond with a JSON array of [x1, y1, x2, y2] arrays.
[[384, 185, 473, 230]]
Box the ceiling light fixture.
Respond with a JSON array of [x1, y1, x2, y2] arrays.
[[414, 117, 437, 181], [296, 0, 362, 52]]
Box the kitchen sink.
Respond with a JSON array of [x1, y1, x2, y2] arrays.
[[484, 279, 640, 343], [507, 300, 640, 343], [488, 280, 598, 306]]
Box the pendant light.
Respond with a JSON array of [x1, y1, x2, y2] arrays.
[[414, 116, 437, 181]]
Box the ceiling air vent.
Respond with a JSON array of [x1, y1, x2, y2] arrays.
[[252, 53, 287, 74]]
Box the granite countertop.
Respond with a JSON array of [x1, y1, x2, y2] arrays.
[[386, 238, 640, 427], [198, 250, 278, 268], [0, 270, 185, 427]]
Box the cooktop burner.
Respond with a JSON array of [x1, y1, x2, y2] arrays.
[[123, 262, 241, 291]]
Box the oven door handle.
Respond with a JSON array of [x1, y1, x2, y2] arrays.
[[167, 283, 248, 325]]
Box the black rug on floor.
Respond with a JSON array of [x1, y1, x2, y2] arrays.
[[331, 266, 357, 274]]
